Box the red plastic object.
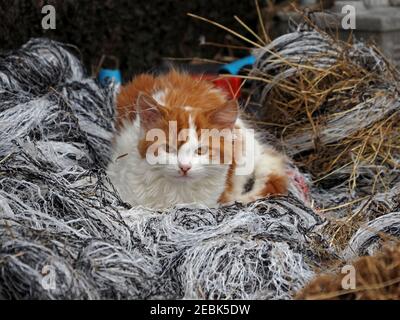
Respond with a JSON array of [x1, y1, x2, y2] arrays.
[[192, 74, 242, 99]]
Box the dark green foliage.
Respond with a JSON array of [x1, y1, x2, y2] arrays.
[[0, 0, 258, 79]]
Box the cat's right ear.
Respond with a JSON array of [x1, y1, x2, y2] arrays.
[[136, 93, 163, 131]]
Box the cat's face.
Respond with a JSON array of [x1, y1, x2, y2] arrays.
[[135, 72, 238, 181]]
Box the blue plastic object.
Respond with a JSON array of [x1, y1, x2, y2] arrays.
[[219, 55, 256, 75], [99, 69, 122, 85]]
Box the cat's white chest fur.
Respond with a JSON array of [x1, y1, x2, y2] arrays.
[[107, 119, 229, 209]]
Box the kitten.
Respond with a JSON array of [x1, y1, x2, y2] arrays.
[[107, 70, 288, 209]]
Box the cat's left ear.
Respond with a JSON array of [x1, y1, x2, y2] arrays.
[[208, 100, 238, 128]]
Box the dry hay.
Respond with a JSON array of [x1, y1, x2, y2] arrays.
[[250, 23, 400, 196], [321, 187, 400, 251], [296, 243, 400, 300], [243, 15, 400, 255]]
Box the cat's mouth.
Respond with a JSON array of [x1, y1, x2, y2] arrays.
[[172, 173, 195, 181], [177, 175, 192, 179]]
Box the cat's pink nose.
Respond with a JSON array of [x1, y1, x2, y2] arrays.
[[179, 164, 192, 174]]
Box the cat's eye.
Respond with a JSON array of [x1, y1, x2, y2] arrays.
[[196, 145, 208, 155]]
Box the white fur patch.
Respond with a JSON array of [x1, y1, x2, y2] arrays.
[[107, 117, 229, 209]]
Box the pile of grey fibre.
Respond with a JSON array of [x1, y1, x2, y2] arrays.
[[0, 38, 327, 299]]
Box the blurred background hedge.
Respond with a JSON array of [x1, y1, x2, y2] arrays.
[[0, 0, 261, 79]]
